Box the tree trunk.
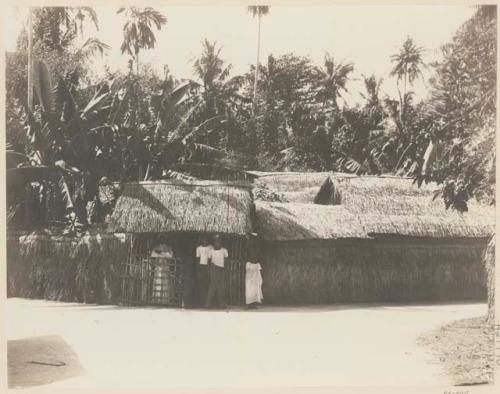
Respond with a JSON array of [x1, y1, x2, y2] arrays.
[[396, 79, 403, 130], [27, 7, 33, 110], [143, 162, 151, 181], [252, 14, 262, 114], [401, 72, 407, 126]]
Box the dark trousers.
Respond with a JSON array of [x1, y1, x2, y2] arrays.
[[196, 264, 210, 306], [205, 265, 226, 308]]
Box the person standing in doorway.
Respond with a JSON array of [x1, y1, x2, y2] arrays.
[[206, 235, 228, 309], [195, 235, 213, 307], [245, 233, 263, 309], [150, 235, 174, 303]]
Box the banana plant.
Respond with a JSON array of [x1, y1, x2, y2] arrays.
[[8, 64, 115, 231], [106, 73, 225, 182], [9, 61, 228, 231]]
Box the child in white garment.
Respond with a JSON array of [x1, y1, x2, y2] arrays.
[[245, 261, 263, 308], [245, 234, 263, 309]]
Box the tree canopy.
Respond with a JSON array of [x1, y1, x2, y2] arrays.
[[5, 5, 496, 231]]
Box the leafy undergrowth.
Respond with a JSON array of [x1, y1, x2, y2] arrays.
[[418, 316, 495, 385]]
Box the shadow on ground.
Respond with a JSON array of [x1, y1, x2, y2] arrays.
[[8, 335, 85, 388]]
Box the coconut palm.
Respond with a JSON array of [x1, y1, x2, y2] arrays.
[[191, 40, 234, 115], [390, 37, 425, 121], [316, 53, 354, 109], [247, 5, 270, 112], [360, 74, 383, 109], [192, 40, 231, 89], [117, 7, 167, 74]]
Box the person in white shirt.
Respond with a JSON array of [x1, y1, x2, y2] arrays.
[[195, 235, 213, 307], [205, 235, 229, 308]]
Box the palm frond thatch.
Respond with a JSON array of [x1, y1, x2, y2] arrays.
[[109, 180, 253, 235], [254, 172, 330, 203], [316, 173, 494, 219], [256, 173, 494, 241]]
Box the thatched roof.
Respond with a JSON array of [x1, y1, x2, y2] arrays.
[[256, 174, 494, 241], [254, 172, 330, 203], [255, 202, 366, 240], [108, 181, 253, 235], [316, 174, 494, 218]]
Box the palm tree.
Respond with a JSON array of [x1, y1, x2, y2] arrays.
[[247, 5, 270, 112], [117, 7, 167, 74], [390, 37, 425, 121], [316, 53, 354, 109], [192, 40, 232, 115], [360, 74, 383, 109]]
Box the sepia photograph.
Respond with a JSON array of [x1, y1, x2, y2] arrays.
[[1, 0, 497, 391]]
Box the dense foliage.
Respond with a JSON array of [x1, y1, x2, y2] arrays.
[[423, 5, 496, 210], [5, 5, 496, 231]]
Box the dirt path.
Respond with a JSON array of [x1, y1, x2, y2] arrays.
[[5, 298, 487, 389]]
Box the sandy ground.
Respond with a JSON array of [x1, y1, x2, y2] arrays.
[[5, 298, 487, 389], [418, 316, 495, 385]]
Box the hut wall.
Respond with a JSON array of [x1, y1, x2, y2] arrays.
[[261, 238, 488, 305], [7, 232, 248, 307], [7, 233, 129, 304]]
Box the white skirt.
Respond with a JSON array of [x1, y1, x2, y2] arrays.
[[245, 262, 263, 304]]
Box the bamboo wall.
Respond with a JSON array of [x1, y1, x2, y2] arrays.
[[261, 238, 489, 304]]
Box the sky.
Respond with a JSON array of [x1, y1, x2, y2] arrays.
[[4, 4, 475, 105]]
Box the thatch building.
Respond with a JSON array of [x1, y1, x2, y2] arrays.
[[255, 174, 494, 305], [108, 180, 254, 306], [7, 180, 254, 307], [7, 172, 493, 309]]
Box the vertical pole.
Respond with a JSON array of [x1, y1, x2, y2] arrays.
[[27, 7, 33, 110], [252, 12, 261, 114]]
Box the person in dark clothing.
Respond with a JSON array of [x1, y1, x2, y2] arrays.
[[205, 235, 228, 309]]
